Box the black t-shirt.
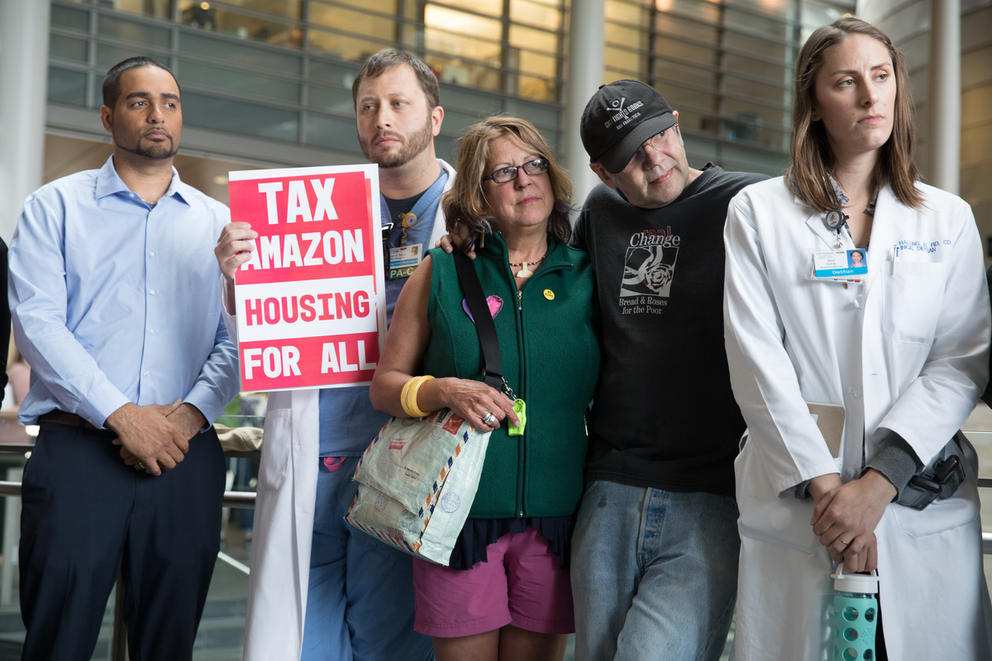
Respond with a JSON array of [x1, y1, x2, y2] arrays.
[[573, 164, 766, 497]]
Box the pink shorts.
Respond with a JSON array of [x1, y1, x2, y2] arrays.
[[412, 527, 574, 638]]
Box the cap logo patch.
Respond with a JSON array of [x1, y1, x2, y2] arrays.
[[603, 98, 645, 130]]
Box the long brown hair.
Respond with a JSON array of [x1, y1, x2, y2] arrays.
[[443, 116, 572, 251], [787, 17, 921, 211]]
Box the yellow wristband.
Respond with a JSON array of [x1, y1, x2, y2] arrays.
[[401, 375, 435, 418]]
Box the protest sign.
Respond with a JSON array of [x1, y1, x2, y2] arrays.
[[227, 164, 385, 392]]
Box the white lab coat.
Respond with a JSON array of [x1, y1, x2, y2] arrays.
[[233, 160, 455, 661], [723, 177, 992, 660]]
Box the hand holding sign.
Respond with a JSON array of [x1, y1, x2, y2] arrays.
[[216, 222, 258, 282]]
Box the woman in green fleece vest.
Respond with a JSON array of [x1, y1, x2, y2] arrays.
[[370, 116, 599, 661]]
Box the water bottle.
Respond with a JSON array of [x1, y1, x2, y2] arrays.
[[831, 568, 878, 661]]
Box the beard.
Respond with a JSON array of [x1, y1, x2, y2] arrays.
[[113, 127, 179, 161], [116, 133, 178, 161], [362, 116, 433, 169]]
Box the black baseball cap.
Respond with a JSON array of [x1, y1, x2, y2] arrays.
[[580, 80, 677, 173]]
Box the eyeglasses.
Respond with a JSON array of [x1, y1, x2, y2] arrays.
[[631, 125, 678, 162], [484, 157, 550, 184]]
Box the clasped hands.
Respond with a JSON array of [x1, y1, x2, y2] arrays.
[[106, 401, 205, 475], [807, 470, 896, 572]]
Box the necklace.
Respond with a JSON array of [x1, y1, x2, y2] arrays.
[[508, 253, 546, 279]]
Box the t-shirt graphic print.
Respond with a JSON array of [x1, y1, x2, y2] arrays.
[[619, 226, 680, 315]]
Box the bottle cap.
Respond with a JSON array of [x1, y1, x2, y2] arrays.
[[832, 567, 878, 594]]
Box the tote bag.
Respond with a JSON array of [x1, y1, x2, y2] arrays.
[[345, 408, 491, 565]]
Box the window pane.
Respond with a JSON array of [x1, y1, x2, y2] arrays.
[[48, 66, 88, 106], [178, 1, 301, 48], [107, 0, 173, 20], [179, 31, 302, 73], [724, 31, 789, 58], [307, 84, 354, 114], [513, 47, 557, 79], [653, 36, 714, 64], [724, 53, 789, 87], [97, 42, 167, 71], [605, 22, 642, 48], [176, 57, 300, 104], [183, 90, 298, 140], [209, 0, 302, 19], [425, 27, 501, 67], [425, 6, 503, 53], [305, 112, 364, 151], [517, 74, 556, 102], [98, 14, 171, 48], [309, 29, 390, 62], [427, 55, 502, 93], [510, 0, 561, 30], [312, 0, 398, 11], [606, 0, 644, 25], [652, 59, 716, 91], [309, 3, 397, 42], [427, 0, 503, 18], [309, 58, 361, 88], [725, 6, 790, 35], [653, 12, 718, 43], [509, 25, 558, 56], [50, 34, 89, 63], [51, 5, 89, 32]]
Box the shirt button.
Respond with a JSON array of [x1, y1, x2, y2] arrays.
[[148, 250, 155, 257], [143, 370, 150, 377], [149, 328, 156, 335], [149, 289, 156, 295]]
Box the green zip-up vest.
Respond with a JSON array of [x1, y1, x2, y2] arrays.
[[423, 234, 599, 518]]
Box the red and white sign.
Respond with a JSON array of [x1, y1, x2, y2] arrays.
[[227, 164, 385, 392]]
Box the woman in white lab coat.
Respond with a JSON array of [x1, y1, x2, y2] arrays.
[[724, 17, 992, 660]]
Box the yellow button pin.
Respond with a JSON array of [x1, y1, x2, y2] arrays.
[[543, 289, 555, 301]]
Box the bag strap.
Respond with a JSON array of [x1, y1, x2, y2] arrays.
[[452, 251, 504, 390]]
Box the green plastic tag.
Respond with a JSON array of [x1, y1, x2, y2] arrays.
[[508, 398, 526, 436]]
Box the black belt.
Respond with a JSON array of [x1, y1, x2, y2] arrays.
[[39, 410, 105, 433]]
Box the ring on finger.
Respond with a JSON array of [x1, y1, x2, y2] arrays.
[[135, 461, 146, 471], [481, 412, 497, 426]]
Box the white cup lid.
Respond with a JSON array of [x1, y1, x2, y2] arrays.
[[832, 568, 878, 594]]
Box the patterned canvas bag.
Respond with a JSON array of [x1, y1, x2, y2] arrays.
[[345, 409, 491, 565]]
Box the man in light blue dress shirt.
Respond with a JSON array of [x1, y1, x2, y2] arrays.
[[8, 57, 239, 661]]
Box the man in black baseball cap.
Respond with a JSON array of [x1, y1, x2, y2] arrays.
[[569, 79, 766, 661]]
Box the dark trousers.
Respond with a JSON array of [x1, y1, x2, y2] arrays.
[[19, 423, 225, 661]]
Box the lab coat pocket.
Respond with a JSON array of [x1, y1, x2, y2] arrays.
[[889, 493, 979, 537], [886, 260, 948, 344], [735, 443, 819, 554], [258, 408, 292, 489]]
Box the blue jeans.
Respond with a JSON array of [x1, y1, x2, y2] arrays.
[[301, 456, 434, 661], [571, 480, 739, 661]]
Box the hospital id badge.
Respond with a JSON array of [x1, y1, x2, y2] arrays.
[[388, 244, 422, 280], [812, 250, 867, 282]]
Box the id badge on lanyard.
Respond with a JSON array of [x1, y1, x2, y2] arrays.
[[812, 249, 867, 283]]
